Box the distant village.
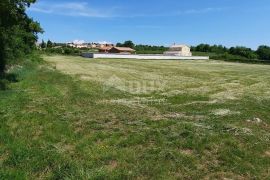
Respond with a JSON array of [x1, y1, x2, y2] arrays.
[[66, 41, 136, 54], [66, 41, 114, 50], [63, 40, 193, 56], [37, 39, 194, 57]]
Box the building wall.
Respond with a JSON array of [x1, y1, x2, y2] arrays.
[[81, 53, 209, 60], [109, 48, 132, 54], [164, 45, 192, 56], [181, 46, 192, 56], [81, 53, 94, 58], [109, 48, 120, 54]]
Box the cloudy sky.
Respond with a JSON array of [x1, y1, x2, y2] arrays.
[[27, 0, 270, 48]]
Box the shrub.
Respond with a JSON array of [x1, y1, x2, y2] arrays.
[[210, 52, 248, 61], [257, 46, 270, 60], [45, 48, 63, 54], [0, 79, 9, 90], [229, 46, 258, 59]]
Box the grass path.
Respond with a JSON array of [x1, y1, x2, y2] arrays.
[[0, 55, 270, 179]]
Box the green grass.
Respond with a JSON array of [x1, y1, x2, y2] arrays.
[[1, 55, 270, 179]]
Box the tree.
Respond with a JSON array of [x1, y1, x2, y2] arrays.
[[134, 44, 168, 54], [116, 43, 123, 47], [123, 40, 135, 49], [0, 0, 43, 76], [210, 45, 228, 54], [195, 44, 211, 52], [229, 46, 258, 59], [41, 40, 46, 49], [257, 46, 270, 60], [47, 40, 53, 48]]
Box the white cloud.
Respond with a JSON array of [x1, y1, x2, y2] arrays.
[[29, 7, 52, 14], [28, 2, 115, 18], [133, 7, 227, 17], [28, 2, 227, 18], [97, 41, 113, 45], [181, 7, 226, 14], [73, 40, 85, 44], [135, 25, 162, 29]]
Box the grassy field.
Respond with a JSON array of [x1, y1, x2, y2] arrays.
[[1, 55, 270, 179]]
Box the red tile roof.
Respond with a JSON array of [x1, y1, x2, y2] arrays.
[[113, 47, 135, 52], [99, 47, 112, 51]]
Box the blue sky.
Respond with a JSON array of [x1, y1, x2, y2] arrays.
[[27, 0, 270, 48]]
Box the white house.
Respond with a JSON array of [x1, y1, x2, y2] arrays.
[[164, 44, 192, 56]]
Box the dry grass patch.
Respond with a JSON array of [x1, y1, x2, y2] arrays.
[[212, 109, 241, 116]]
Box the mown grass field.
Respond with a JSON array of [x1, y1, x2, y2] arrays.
[[1, 55, 270, 179]]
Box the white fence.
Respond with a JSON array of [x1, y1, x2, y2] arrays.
[[81, 53, 209, 60]]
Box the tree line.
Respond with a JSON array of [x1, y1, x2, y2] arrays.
[[191, 44, 270, 61], [116, 40, 169, 54]]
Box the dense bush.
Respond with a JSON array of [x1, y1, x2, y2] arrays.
[[45, 47, 63, 54], [0, 79, 9, 90], [0, 0, 43, 77], [191, 44, 228, 54], [116, 41, 168, 54], [257, 46, 270, 60], [0, 52, 42, 90], [135, 45, 168, 54], [44, 47, 81, 56], [210, 52, 249, 61], [116, 40, 135, 49], [229, 46, 258, 59]]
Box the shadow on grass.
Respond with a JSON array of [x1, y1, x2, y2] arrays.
[[0, 73, 19, 90]]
